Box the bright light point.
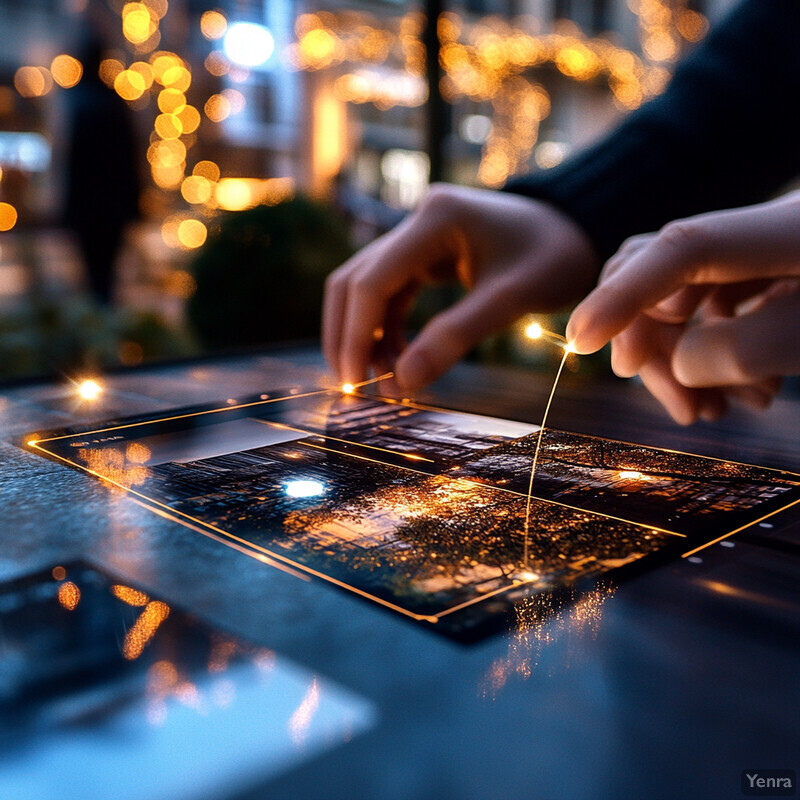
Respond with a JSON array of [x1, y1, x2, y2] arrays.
[[525, 322, 543, 340], [564, 342, 576, 353], [27, 440, 37, 447], [342, 383, 355, 394], [223, 22, 274, 68], [517, 570, 540, 582], [618, 470, 643, 480], [285, 480, 325, 498], [77, 379, 103, 400]]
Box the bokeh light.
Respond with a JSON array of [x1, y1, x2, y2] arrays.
[[0, 203, 18, 231], [204, 93, 231, 122], [201, 10, 227, 40], [177, 219, 208, 249], [193, 160, 220, 182], [50, 54, 83, 88], [223, 22, 274, 68]]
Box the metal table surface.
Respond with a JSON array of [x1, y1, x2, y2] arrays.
[[1, 349, 799, 800]]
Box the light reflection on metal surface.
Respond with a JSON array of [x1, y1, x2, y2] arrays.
[[57, 580, 81, 610], [481, 584, 615, 699], [123, 600, 171, 660], [289, 677, 320, 745]]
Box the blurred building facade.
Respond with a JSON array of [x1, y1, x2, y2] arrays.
[[0, 0, 737, 374]]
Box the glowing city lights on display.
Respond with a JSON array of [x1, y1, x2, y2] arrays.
[[223, 22, 275, 68], [619, 470, 645, 480], [77, 379, 103, 400], [285, 480, 325, 498]]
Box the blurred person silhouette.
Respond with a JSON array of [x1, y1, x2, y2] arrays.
[[64, 32, 140, 305]]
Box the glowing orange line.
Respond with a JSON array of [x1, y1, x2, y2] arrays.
[[553, 429, 800, 481], [29, 442, 440, 622], [250, 417, 435, 463], [31, 388, 336, 444], [129, 499, 311, 582], [681, 496, 800, 557], [436, 579, 530, 618], [356, 390, 800, 483], [352, 371, 394, 389], [524, 348, 569, 570]]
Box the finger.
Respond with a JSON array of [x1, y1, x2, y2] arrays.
[[322, 258, 361, 378], [371, 283, 418, 374], [702, 279, 771, 318], [697, 390, 728, 422], [647, 284, 709, 323], [610, 315, 664, 378], [599, 234, 653, 282], [339, 215, 450, 383], [638, 357, 702, 426], [724, 384, 776, 410], [672, 290, 800, 387], [568, 196, 800, 353], [395, 280, 524, 391]]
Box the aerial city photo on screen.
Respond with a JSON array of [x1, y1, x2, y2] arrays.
[[25, 385, 800, 640]]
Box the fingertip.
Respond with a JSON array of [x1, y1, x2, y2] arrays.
[[394, 348, 437, 393]]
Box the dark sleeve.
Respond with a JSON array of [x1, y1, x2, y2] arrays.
[[504, 0, 800, 261]]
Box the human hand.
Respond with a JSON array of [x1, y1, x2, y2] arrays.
[[566, 193, 800, 424], [323, 184, 599, 391]]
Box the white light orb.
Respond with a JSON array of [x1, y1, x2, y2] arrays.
[[223, 22, 274, 68], [285, 480, 325, 498]]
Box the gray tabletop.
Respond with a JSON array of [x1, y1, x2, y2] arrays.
[[1, 350, 799, 800]]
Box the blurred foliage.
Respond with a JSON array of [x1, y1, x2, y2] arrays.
[[187, 196, 353, 350], [0, 299, 196, 380]]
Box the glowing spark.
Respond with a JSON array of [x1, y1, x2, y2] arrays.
[[77, 379, 103, 400], [525, 322, 543, 340], [564, 342, 576, 353], [342, 383, 355, 394], [27, 440, 37, 447]]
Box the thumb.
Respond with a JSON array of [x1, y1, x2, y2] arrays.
[[672, 290, 800, 387], [395, 282, 523, 391]]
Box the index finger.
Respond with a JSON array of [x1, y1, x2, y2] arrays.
[[339, 211, 451, 383], [567, 196, 800, 353]]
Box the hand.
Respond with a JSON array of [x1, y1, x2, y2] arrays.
[[566, 193, 800, 423], [323, 183, 599, 391]]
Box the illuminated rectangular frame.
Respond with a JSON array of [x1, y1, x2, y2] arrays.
[[25, 387, 800, 628]]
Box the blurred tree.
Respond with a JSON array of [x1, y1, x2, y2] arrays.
[[187, 196, 353, 350]]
